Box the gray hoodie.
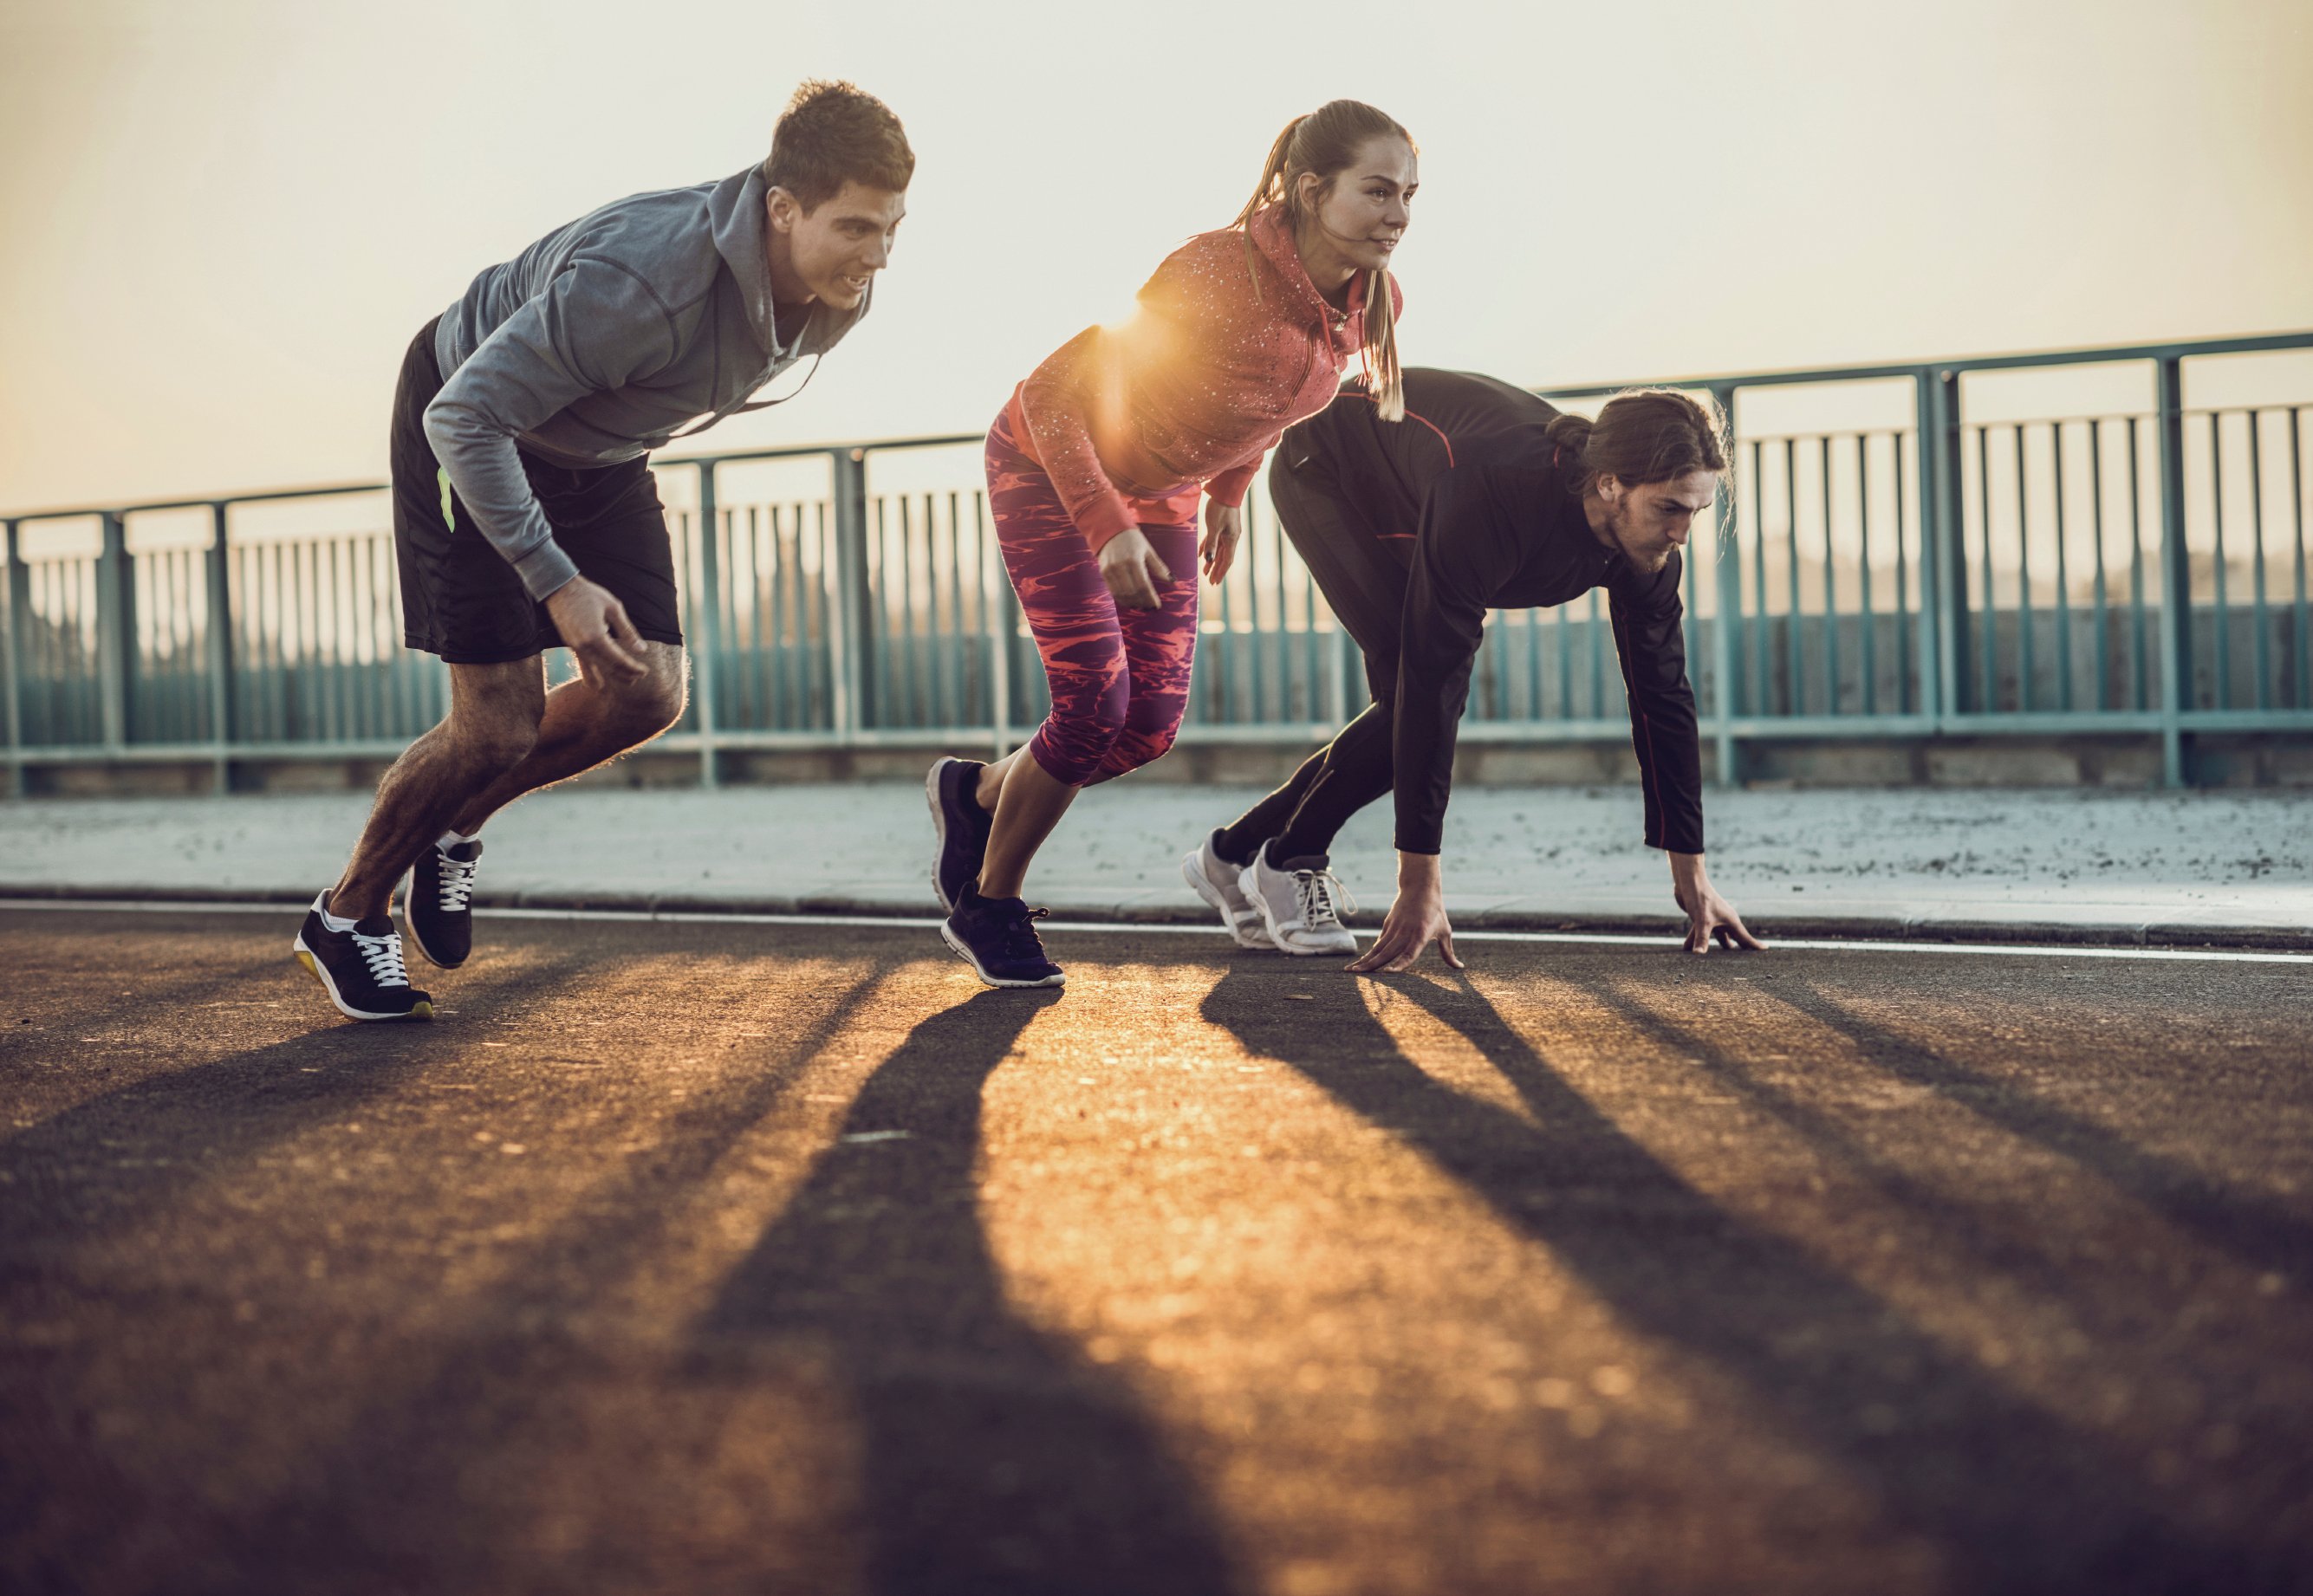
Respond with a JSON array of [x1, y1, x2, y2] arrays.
[[426, 165, 867, 600]]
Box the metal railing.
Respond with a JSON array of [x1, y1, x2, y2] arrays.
[[6, 332, 2310, 795]]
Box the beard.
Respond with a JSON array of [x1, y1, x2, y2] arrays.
[[1603, 506, 1676, 574]]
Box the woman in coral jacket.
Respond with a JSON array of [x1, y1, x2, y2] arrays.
[[926, 99, 1417, 988]]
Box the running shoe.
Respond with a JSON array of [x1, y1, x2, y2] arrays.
[[1182, 831, 1277, 949], [293, 890, 435, 1021], [406, 836, 482, 969], [941, 884, 1065, 989], [1238, 842, 1360, 957], [926, 756, 993, 912]]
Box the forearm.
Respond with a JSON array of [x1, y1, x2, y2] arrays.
[[419, 258, 675, 601], [1387, 612, 1476, 854], [423, 397, 576, 600], [1016, 337, 1135, 548], [1206, 432, 1280, 509], [1389, 653, 1472, 853], [1631, 719, 1705, 853], [1609, 605, 1704, 853]]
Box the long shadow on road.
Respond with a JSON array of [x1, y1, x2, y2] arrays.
[[6, 936, 1247, 1596], [0, 950, 577, 1253], [1200, 964, 2284, 1594], [690, 985, 1248, 1596], [0, 948, 588, 1596], [164, 957, 903, 1595], [1773, 975, 2313, 1283]]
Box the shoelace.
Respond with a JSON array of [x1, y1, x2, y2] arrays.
[[435, 849, 479, 912], [352, 927, 413, 989], [999, 905, 1052, 962], [1291, 867, 1357, 931]]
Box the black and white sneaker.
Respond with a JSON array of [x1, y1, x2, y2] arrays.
[[926, 756, 993, 912], [406, 836, 482, 968], [294, 891, 434, 1022], [941, 884, 1065, 989]]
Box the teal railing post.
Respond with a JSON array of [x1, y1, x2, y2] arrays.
[[96, 510, 134, 751], [1709, 383, 1742, 785], [828, 446, 871, 738], [1917, 368, 1964, 720], [3, 519, 23, 796], [692, 461, 722, 787], [2155, 355, 2193, 785], [205, 502, 235, 792], [984, 489, 1012, 759]]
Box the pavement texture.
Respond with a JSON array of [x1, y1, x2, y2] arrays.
[[3, 907, 2310, 1594], [3, 781, 2312, 946]]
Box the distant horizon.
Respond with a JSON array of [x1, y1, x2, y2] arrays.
[[4, 0, 2311, 513]]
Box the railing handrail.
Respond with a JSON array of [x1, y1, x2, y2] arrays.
[[1532, 328, 2313, 399], [10, 325, 2312, 798], [9, 331, 2307, 525]]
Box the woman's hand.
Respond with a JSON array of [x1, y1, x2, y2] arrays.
[[1347, 852, 1465, 974], [1099, 527, 1171, 611], [1200, 500, 1244, 584], [1669, 852, 1766, 954]]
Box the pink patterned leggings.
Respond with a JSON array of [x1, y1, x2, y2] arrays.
[[985, 408, 1202, 786]]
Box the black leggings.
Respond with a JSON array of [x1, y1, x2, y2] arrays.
[[1214, 453, 1410, 865]]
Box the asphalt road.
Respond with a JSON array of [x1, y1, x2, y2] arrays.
[[3, 908, 2310, 1596]]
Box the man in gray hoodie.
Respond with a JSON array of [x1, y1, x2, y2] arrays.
[[293, 81, 912, 1022]]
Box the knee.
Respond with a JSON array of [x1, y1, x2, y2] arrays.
[[452, 712, 539, 775], [1104, 720, 1179, 778], [613, 662, 688, 741], [1036, 701, 1127, 786]]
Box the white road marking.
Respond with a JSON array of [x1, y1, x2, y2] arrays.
[[3, 897, 2308, 963]]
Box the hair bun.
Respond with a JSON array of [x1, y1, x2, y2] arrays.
[[1549, 391, 1727, 496]]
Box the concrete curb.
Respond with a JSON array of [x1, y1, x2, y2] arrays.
[[7, 880, 2310, 952]]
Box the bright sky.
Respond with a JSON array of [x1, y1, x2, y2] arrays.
[[3, 0, 2309, 514]]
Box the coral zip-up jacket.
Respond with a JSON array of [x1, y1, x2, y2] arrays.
[[1006, 204, 1404, 550]]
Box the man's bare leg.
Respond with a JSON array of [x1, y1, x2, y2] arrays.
[[447, 641, 688, 835], [328, 657, 548, 922]]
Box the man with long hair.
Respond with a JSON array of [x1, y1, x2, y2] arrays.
[[294, 81, 912, 1022], [1183, 368, 1764, 970]]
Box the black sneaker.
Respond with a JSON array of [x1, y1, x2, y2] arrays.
[[294, 891, 434, 1022], [941, 885, 1064, 989], [926, 756, 993, 912], [406, 836, 482, 969]]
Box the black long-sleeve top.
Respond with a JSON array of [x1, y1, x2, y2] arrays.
[[1295, 368, 1705, 857]]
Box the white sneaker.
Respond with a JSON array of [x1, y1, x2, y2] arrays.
[[1238, 842, 1359, 957], [1182, 832, 1276, 950]]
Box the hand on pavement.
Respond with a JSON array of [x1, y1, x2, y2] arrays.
[[1347, 852, 1465, 974], [1669, 851, 1766, 954]]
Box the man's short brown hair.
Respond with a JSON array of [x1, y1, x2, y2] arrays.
[[762, 81, 913, 212]]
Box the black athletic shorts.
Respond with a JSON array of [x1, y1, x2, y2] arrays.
[[390, 316, 685, 665]]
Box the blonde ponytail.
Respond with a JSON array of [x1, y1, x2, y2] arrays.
[[1229, 115, 1306, 304], [1364, 270, 1404, 420]]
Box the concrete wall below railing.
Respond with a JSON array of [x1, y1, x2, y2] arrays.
[[11, 727, 2312, 800]]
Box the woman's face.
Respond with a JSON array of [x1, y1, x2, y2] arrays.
[[1300, 134, 1417, 275]]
